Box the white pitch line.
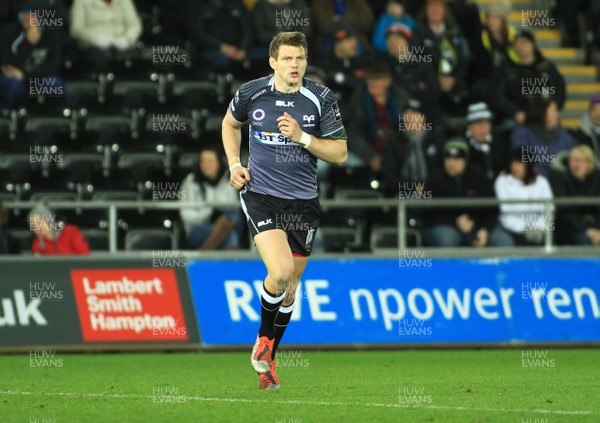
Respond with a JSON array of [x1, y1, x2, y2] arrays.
[[0, 390, 594, 416]]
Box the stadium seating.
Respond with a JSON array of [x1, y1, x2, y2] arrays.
[[124, 228, 177, 251]]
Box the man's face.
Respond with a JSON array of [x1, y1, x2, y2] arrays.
[[444, 157, 466, 177], [467, 120, 491, 142], [334, 36, 358, 59], [366, 76, 392, 98], [21, 11, 38, 29], [589, 104, 600, 126], [569, 150, 593, 180], [514, 37, 534, 60], [269, 45, 307, 89], [386, 34, 408, 58]]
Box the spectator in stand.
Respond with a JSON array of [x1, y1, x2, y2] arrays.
[[321, 20, 368, 103], [418, 0, 470, 117], [511, 97, 572, 178], [184, 0, 255, 73], [398, 98, 445, 184], [345, 61, 410, 189], [550, 145, 600, 245], [445, 0, 486, 88], [555, 0, 597, 48], [29, 203, 90, 255], [384, 23, 442, 125], [70, 0, 141, 51], [494, 149, 554, 246], [372, 0, 417, 55], [311, 0, 374, 57], [305, 64, 327, 85], [465, 102, 510, 181], [179, 147, 242, 250], [0, 202, 21, 254], [251, 0, 312, 51], [471, 1, 516, 98], [571, 94, 600, 160], [491, 28, 566, 126], [422, 138, 509, 247], [0, 0, 64, 109]]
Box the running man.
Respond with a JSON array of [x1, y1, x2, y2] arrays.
[[222, 31, 348, 389]]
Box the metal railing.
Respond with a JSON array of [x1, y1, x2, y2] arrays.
[[5, 196, 600, 253]]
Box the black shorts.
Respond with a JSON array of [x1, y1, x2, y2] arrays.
[[239, 189, 321, 257]]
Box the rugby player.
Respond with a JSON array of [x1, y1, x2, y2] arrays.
[[222, 31, 348, 389]]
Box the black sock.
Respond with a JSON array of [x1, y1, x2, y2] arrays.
[[258, 282, 285, 340], [272, 300, 295, 360]]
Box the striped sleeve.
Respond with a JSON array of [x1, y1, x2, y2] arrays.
[[319, 90, 346, 139]]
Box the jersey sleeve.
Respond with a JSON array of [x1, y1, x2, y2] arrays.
[[320, 92, 346, 139], [228, 87, 247, 123]]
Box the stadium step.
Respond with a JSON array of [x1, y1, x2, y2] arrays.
[[561, 117, 582, 129], [558, 66, 598, 83], [567, 82, 600, 98]]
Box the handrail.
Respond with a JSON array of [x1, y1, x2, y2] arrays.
[[4, 197, 599, 252]]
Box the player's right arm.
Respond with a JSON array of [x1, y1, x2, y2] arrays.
[[222, 109, 251, 190]]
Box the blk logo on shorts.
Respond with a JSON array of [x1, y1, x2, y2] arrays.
[[258, 219, 273, 227]]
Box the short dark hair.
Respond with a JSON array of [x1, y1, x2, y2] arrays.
[[364, 60, 392, 79], [269, 32, 308, 59], [525, 97, 554, 126]]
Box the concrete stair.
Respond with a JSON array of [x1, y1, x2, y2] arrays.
[[474, 0, 599, 129]]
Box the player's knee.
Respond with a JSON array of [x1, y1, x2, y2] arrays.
[[269, 265, 294, 289]]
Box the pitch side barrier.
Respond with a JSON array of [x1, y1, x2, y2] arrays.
[[5, 196, 600, 251], [187, 256, 600, 350], [0, 257, 200, 353], [0, 252, 599, 352]]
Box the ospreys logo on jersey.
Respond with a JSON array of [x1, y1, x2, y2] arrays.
[[253, 131, 294, 145]]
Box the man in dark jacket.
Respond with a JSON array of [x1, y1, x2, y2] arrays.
[[384, 22, 442, 126], [0, 0, 63, 109], [571, 94, 600, 160], [491, 28, 566, 125], [321, 20, 369, 104], [184, 0, 253, 72], [346, 60, 410, 195], [464, 102, 509, 181], [550, 145, 600, 245], [422, 138, 509, 247]]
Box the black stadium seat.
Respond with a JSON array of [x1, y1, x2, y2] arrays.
[[9, 229, 34, 253], [319, 226, 359, 252], [124, 228, 177, 251], [81, 228, 109, 251]]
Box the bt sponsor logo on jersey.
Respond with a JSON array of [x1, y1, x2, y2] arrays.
[[253, 131, 293, 145], [276, 100, 294, 107]]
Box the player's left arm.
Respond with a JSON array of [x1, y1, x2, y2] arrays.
[[277, 111, 347, 166]]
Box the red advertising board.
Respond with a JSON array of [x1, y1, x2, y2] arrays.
[[71, 269, 189, 342]]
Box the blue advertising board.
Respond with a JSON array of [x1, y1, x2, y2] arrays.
[[187, 258, 600, 346]]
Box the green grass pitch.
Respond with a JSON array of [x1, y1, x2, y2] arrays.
[[1, 349, 598, 422]]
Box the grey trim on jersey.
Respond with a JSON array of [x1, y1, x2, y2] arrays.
[[299, 86, 321, 115], [322, 127, 346, 138], [239, 189, 259, 233]]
